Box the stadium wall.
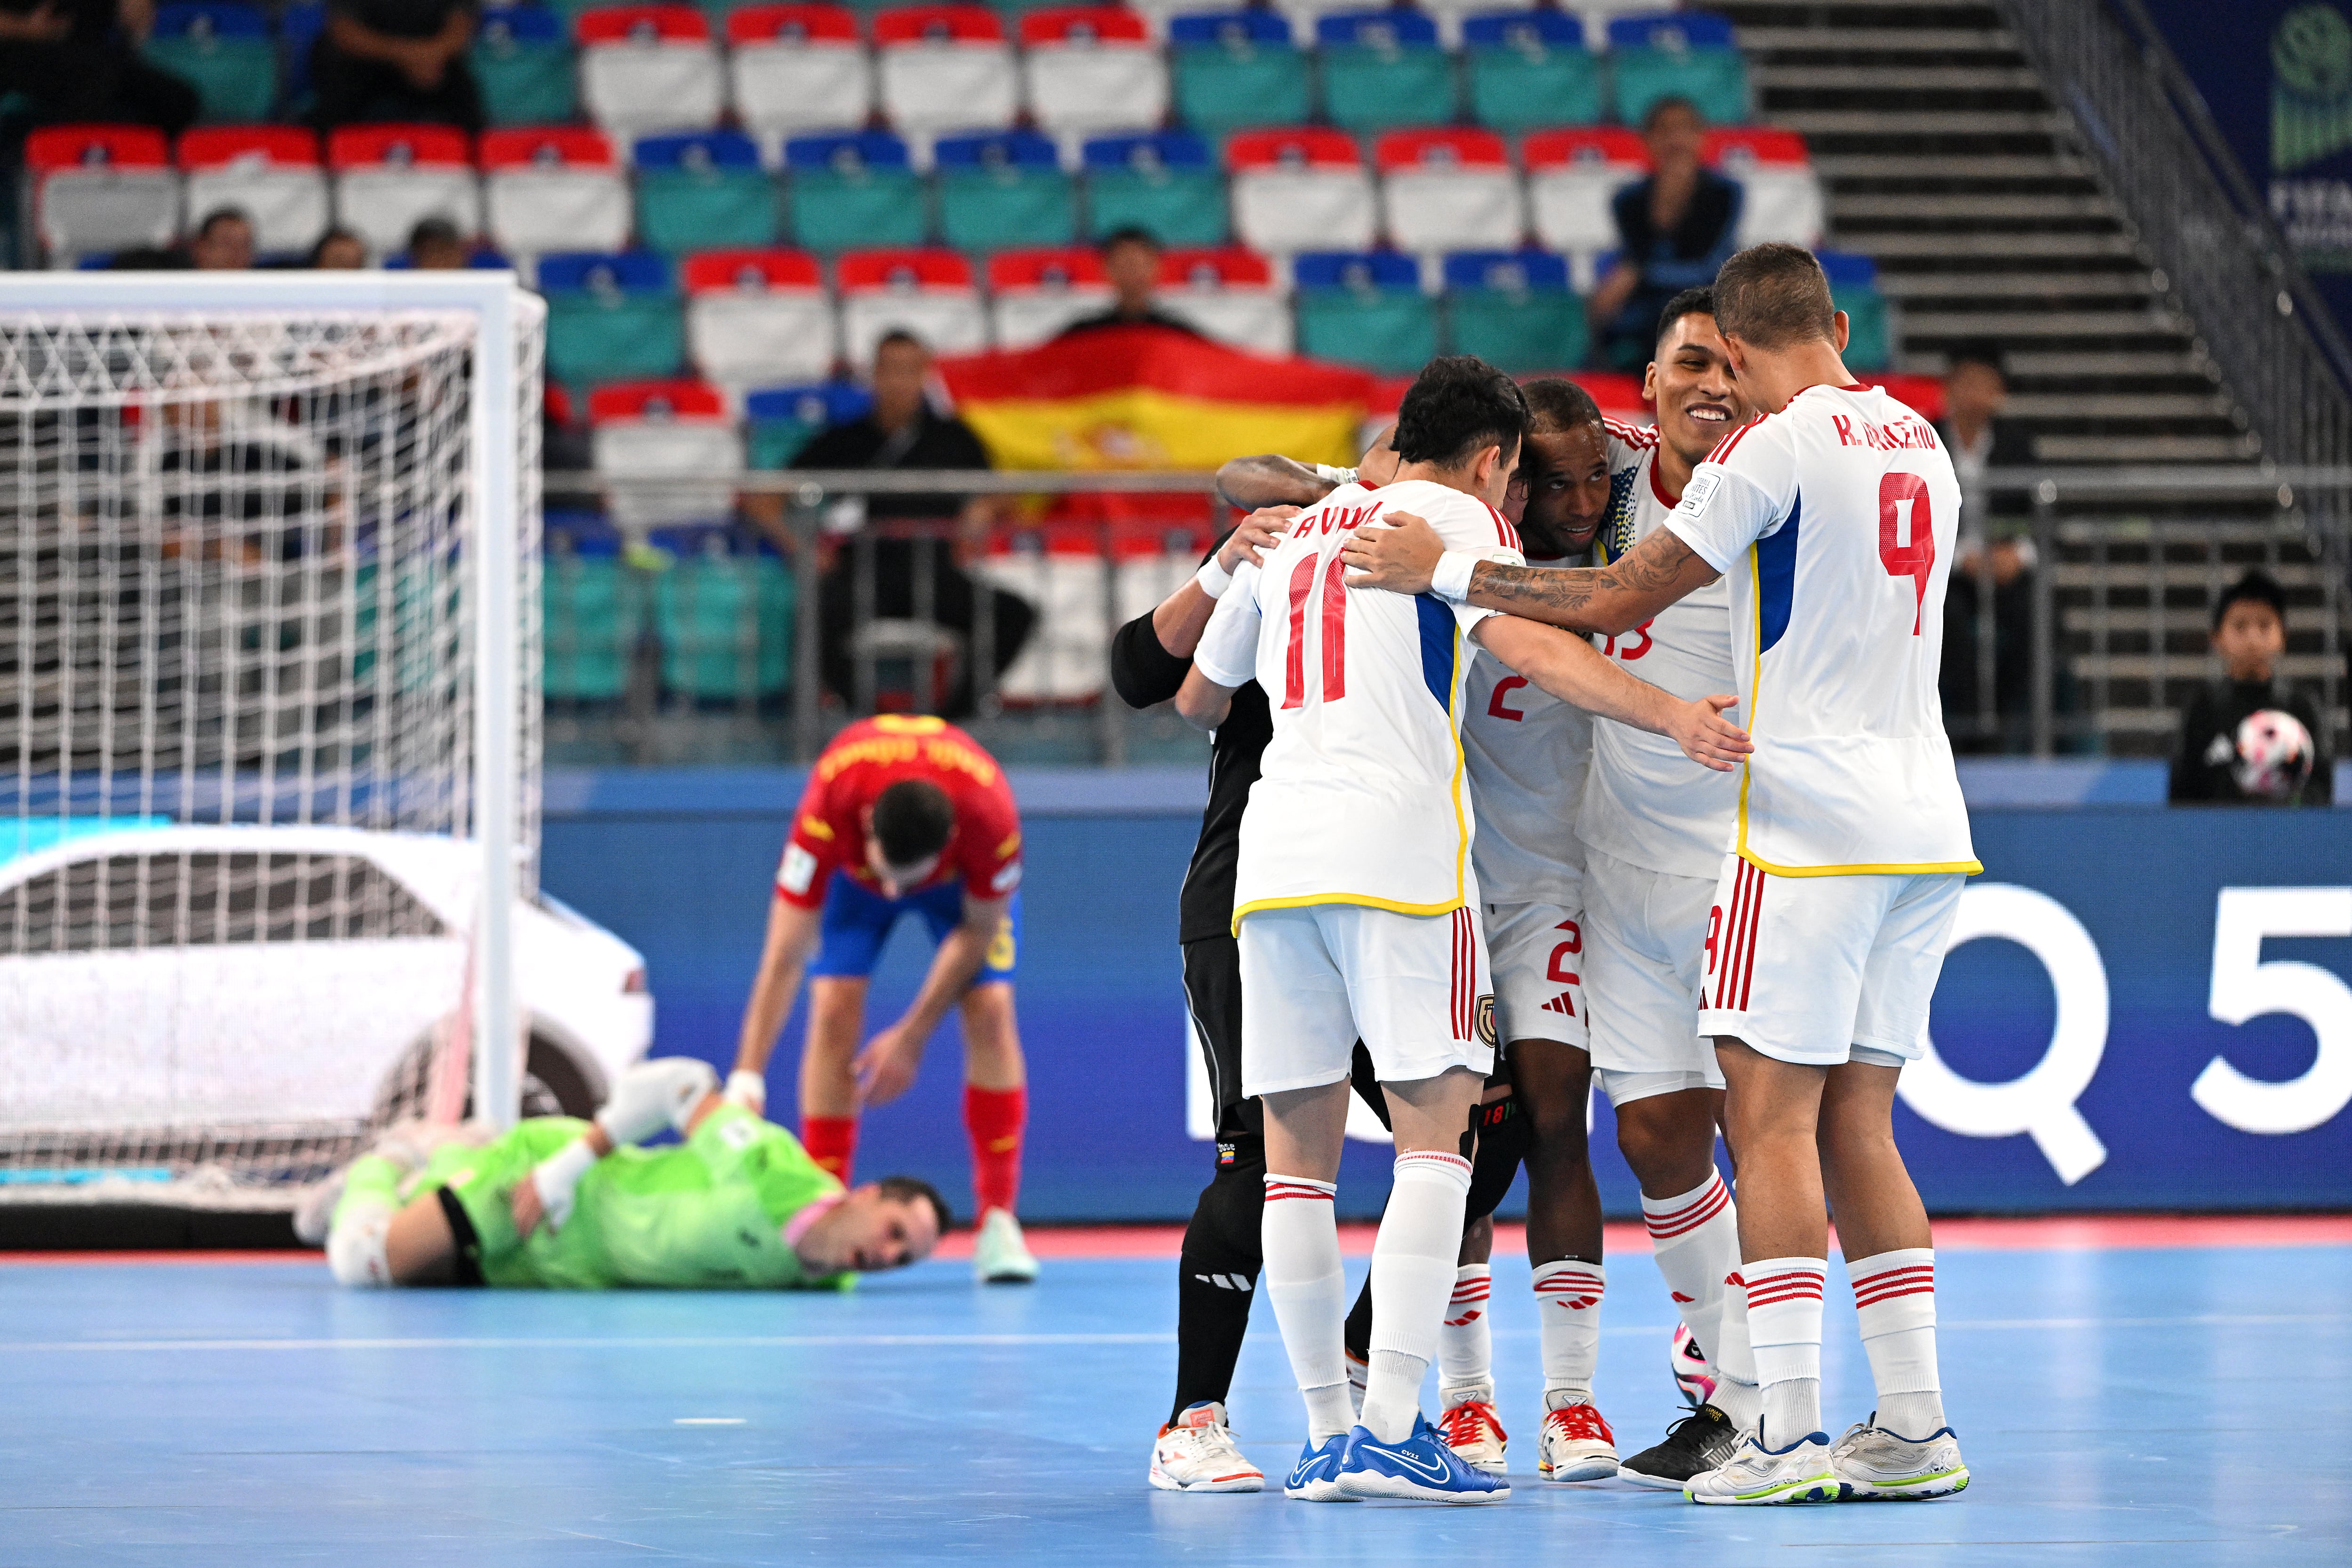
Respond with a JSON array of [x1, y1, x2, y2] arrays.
[[542, 766, 2352, 1222]]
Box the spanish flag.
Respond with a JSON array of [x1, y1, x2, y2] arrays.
[[936, 326, 1375, 472]]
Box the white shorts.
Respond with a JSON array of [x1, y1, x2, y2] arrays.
[[1697, 854, 1965, 1068], [1238, 902, 1497, 1097], [1485, 900, 1588, 1050], [1583, 845, 1724, 1105]]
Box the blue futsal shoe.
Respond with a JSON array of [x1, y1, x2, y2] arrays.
[[1284, 1433, 1358, 1501], [1336, 1415, 1511, 1503]]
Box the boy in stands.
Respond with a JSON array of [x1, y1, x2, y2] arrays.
[[2167, 567, 2333, 806], [728, 715, 1037, 1284], [318, 1058, 948, 1290]]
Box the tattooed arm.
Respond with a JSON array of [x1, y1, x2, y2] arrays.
[[1340, 514, 1721, 636]]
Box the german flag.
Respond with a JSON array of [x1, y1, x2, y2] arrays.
[[936, 325, 1375, 472]]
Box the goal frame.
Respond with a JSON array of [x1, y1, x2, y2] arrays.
[[0, 271, 537, 1130]]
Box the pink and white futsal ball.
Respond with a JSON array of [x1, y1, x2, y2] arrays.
[[2233, 708, 2315, 799]]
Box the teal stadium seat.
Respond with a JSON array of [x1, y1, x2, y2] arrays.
[[469, 9, 579, 127], [145, 4, 278, 123], [650, 531, 795, 700], [1316, 11, 1455, 135], [1818, 249, 1890, 370], [1081, 132, 1227, 247], [539, 253, 687, 386], [745, 381, 876, 469], [542, 538, 644, 703], [1464, 10, 1602, 134], [785, 132, 927, 252], [936, 130, 1075, 254], [635, 131, 781, 253], [1606, 12, 1749, 127], [1444, 250, 1588, 373], [1169, 12, 1310, 136], [1294, 250, 1436, 375]]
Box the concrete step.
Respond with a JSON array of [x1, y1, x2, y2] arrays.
[[1753, 63, 2045, 90], [2056, 518, 2320, 545], [1735, 27, 2018, 53], [1861, 231, 2140, 257], [1772, 108, 2071, 136], [1901, 309, 2184, 338], [1814, 154, 2093, 179], [2035, 434, 2261, 462], [2073, 653, 2340, 681], [2000, 350, 2213, 377], [1835, 192, 2118, 220], [2051, 561, 2328, 589], [2002, 392, 2235, 419], [1876, 271, 2155, 299], [2066, 606, 2336, 635]]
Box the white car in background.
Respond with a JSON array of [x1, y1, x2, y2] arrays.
[[0, 822, 651, 1196]]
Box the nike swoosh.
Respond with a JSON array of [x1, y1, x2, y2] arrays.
[[1377, 1446, 1456, 1485]]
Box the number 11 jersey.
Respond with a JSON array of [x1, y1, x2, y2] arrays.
[[1662, 383, 1979, 877]]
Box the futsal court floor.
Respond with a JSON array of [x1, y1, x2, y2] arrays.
[[3, 1216, 2346, 1567]]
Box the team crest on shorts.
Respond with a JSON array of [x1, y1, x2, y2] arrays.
[[1476, 994, 1498, 1047]]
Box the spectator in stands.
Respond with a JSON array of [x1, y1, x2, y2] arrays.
[[1589, 97, 1741, 370], [310, 0, 484, 134], [1934, 343, 2040, 750], [190, 207, 255, 271], [403, 216, 472, 270], [0, 0, 199, 137], [1056, 228, 1201, 338], [309, 228, 368, 269], [2169, 570, 2333, 807], [788, 331, 1037, 720]]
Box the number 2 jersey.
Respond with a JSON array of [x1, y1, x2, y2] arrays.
[[1663, 383, 1979, 876], [1193, 479, 1525, 927]]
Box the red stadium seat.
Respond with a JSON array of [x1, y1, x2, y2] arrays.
[[1523, 126, 1648, 258], [575, 6, 726, 145], [1020, 8, 1168, 143], [326, 124, 480, 260], [480, 127, 632, 261], [178, 125, 329, 257], [873, 5, 1017, 162], [24, 124, 178, 263], [681, 248, 836, 395], [835, 246, 987, 362], [1703, 126, 1826, 248], [1226, 127, 1375, 256], [588, 377, 744, 530], [987, 246, 1113, 347], [729, 5, 872, 159], [1375, 127, 1525, 260], [1155, 244, 1291, 352]]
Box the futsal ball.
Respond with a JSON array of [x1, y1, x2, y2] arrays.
[[1670, 1321, 1716, 1409], [2233, 708, 2315, 799]]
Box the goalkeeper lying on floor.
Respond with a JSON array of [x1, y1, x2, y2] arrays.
[[315, 1059, 949, 1289]]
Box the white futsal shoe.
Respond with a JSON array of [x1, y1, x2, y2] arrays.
[[1829, 1418, 1970, 1500], [1149, 1401, 1265, 1493], [971, 1207, 1039, 1284], [1535, 1394, 1619, 1482], [1436, 1384, 1509, 1476], [1684, 1420, 1838, 1505]]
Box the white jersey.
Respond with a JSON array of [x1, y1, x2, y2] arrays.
[[1579, 419, 1743, 880], [1663, 383, 1979, 875], [1194, 479, 1525, 926], [1464, 556, 1593, 907]]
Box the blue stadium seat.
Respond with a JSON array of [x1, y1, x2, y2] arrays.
[[746, 381, 876, 469], [649, 531, 795, 701], [542, 533, 644, 703], [1464, 11, 1601, 133], [469, 8, 580, 127], [1168, 11, 1311, 135], [1315, 10, 1454, 135], [1607, 12, 1748, 127], [1817, 248, 1890, 370], [1443, 249, 1587, 373], [635, 130, 781, 254], [1294, 249, 1435, 374], [540, 252, 688, 387], [935, 129, 1076, 254], [279, 2, 328, 112], [784, 131, 927, 253], [145, 4, 278, 123], [1081, 132, 1226, 247]]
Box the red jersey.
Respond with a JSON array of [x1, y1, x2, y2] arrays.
[[774, 716, 1023, 908]]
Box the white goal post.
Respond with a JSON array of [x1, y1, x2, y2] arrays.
[[0, 272, 544, 1206]]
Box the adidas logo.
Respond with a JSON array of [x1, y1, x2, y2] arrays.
[[1193, 1273, 1253, 1291], [1541, 991, 1577, 1016]]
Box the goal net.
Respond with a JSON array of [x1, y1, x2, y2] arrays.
[[0, 277, 543, 1211]]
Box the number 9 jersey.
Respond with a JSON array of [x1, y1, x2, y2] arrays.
[[1662, 384, 1979, 877]]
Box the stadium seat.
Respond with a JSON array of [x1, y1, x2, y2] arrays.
[[540, 251, 688, 386], [682, 247, 835, 395], [728, 5, 874, 159], [481, 127, 633, 261], [1464, 11, 1600, 134], [1524, 126, 1647, 257], [1315, 11, 1454, 135], [636, 131, 780, 252], [589, 379, 743, 531], [1228, 126, 1375, 257], [1444, 249, 1586, 372], [988, 247, 1112, 346], [873, 6, 1020, 162], [1606, 11, 1748, 127], [1152, 245, 1292, 351], [577, 7, 728, 144], [1081, 131, 1225, 246], [327, 124, 481, 261], [1168, 11, 1309, 136], [652, 532, 795, 700], [542, 536, 642, 703], [784, 131, 928, 251], [1818, 249, 1890, 370], [178, 126, 329, 257], [746, 379, 875, 467], [1705, 126, 1824, 248], [1022, 7, 1168, 142], [835, 247, 987, 363], [24, 125, 180, 265], [278, 1, 328, 113], [936, 129, 1076, 253], [1376, 127, 1525, 261], [143, 5, 278, 124], [1293, 249, 1433, 373], [469, 8, 580, 127]]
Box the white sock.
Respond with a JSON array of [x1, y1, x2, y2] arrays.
[[1360, 1149, 1472, 1443], [1261, 1173, 1353, 1442], [1642, 1169, 1737, 1367], [1437, 1263, 1492, 1398], [1849, 1247, 1946, 1437], [1709, 1266, 1763, 1431], [1531, 1257, 1605, 1405], [1745, 1256, 1828, 1445], [325, 1196, 394, 1288]]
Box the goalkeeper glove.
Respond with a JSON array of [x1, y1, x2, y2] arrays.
[[725, 1069, 767, 1113]]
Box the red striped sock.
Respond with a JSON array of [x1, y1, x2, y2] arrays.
[[801, 1114, 858, 1184], [1849, 1247, 1944, 1435], [964, 1083, 1026, 1218]]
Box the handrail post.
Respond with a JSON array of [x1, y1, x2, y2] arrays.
[[2031, 479, 2058, 758]]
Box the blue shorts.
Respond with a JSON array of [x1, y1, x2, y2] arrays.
[[807, 877, 1021, 985]]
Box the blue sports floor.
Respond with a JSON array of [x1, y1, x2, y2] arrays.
[[2, 1233, 2347, 1567]]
